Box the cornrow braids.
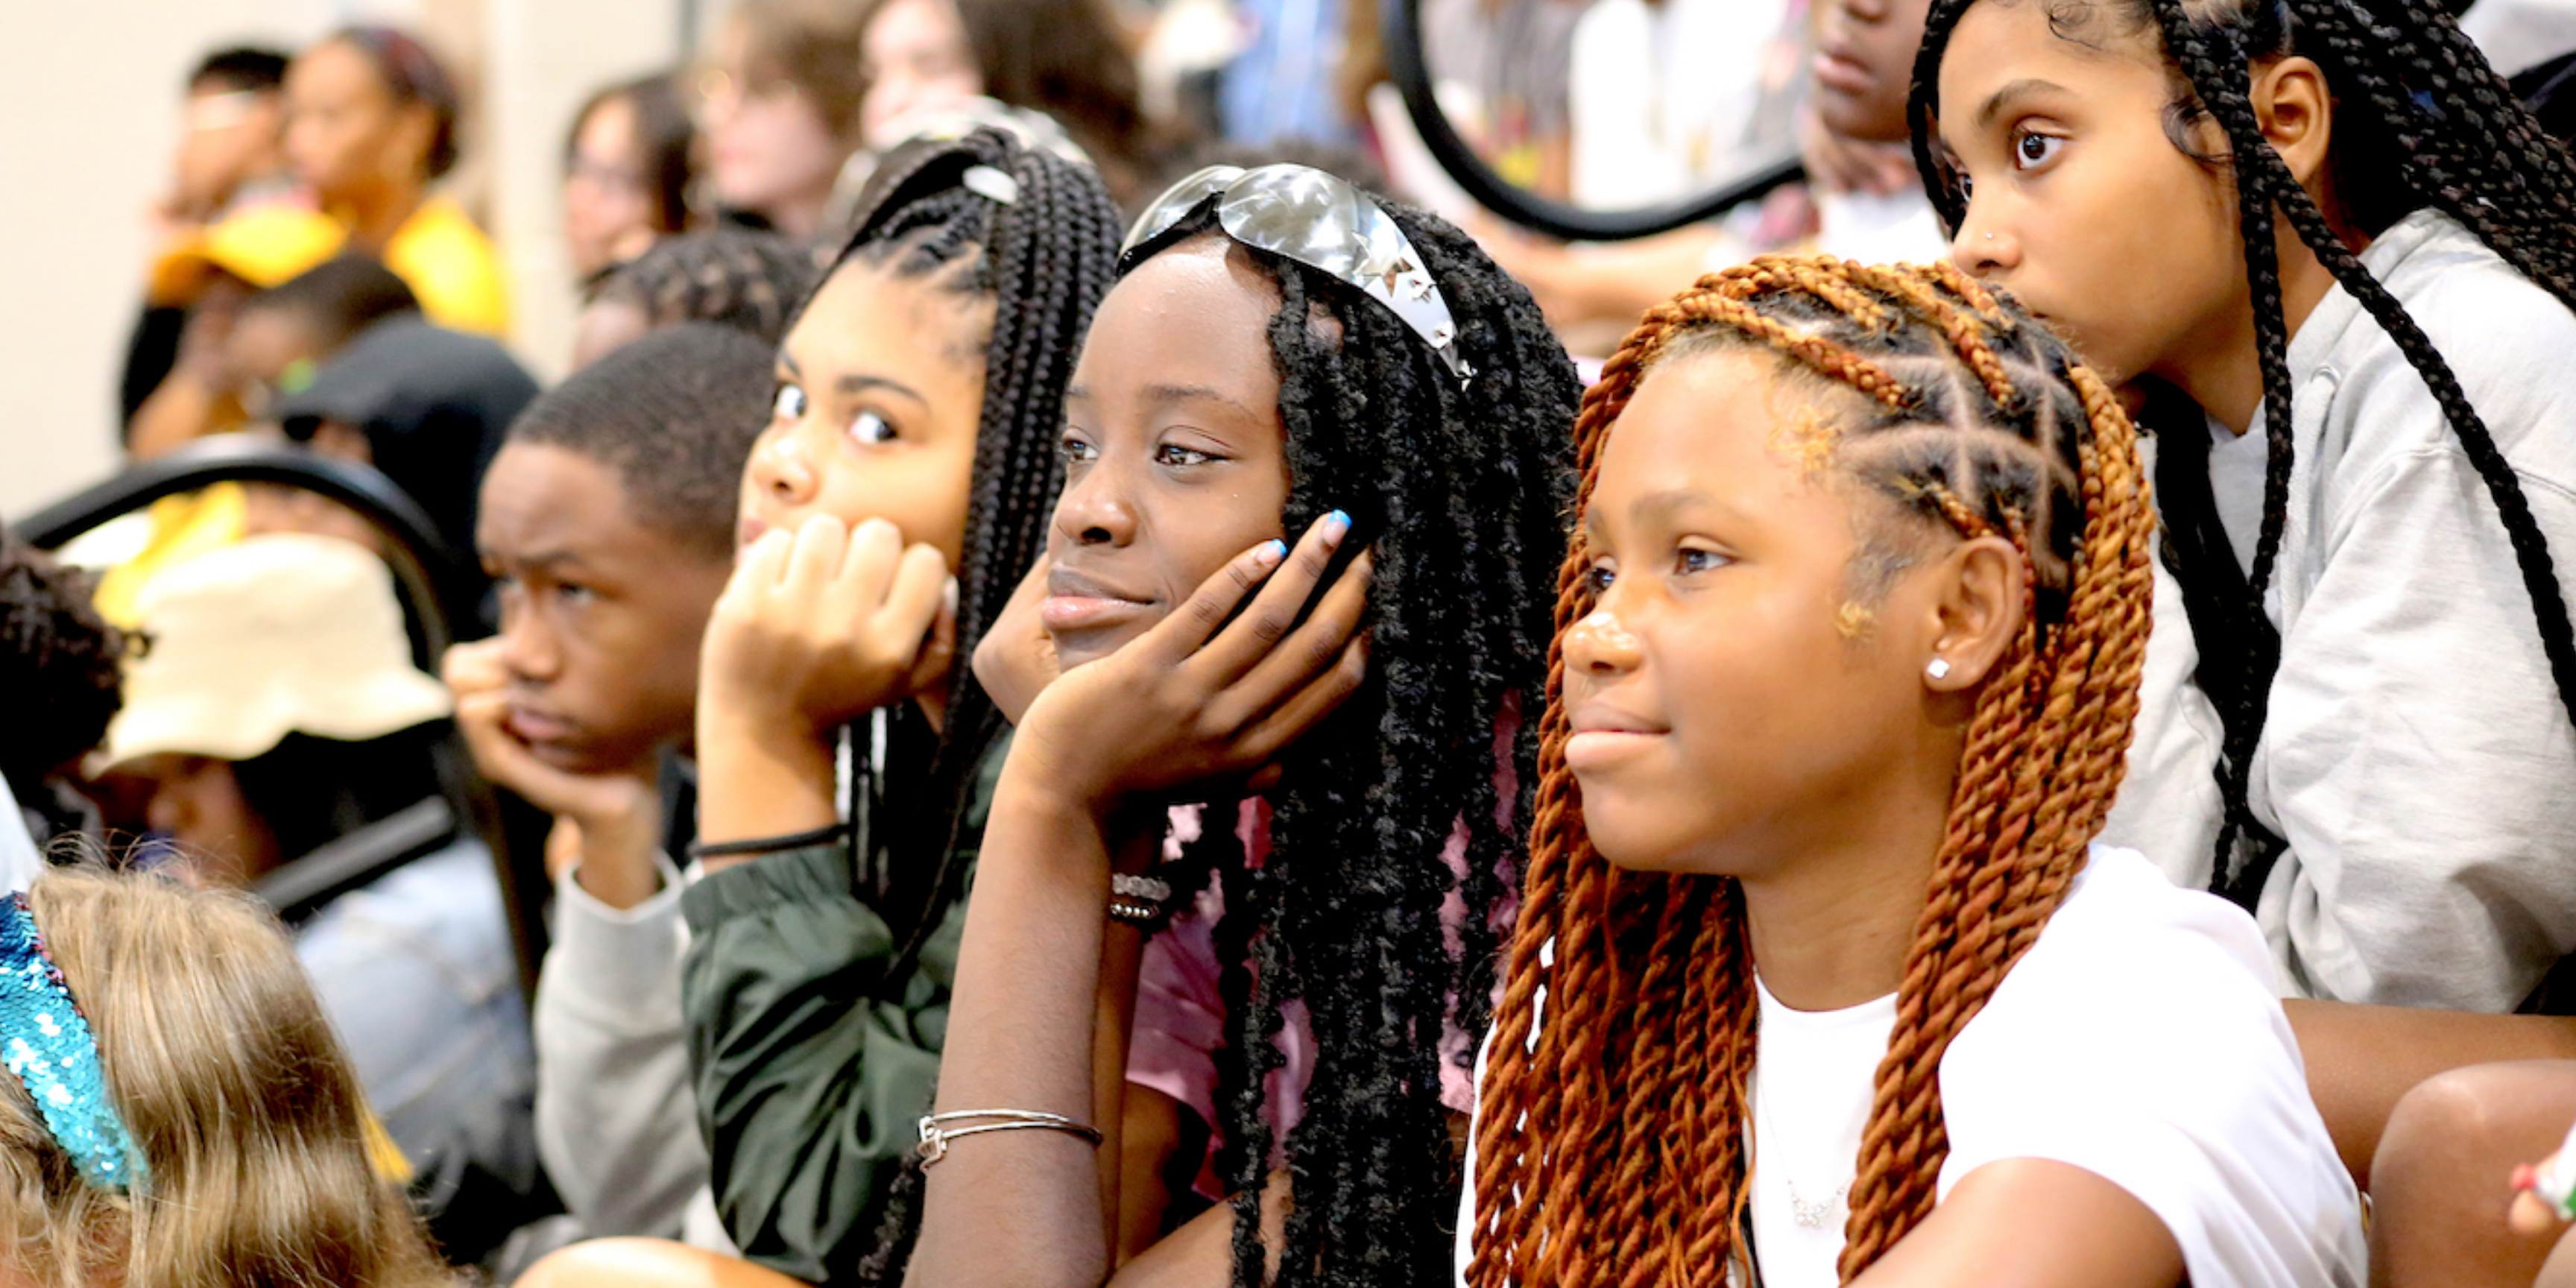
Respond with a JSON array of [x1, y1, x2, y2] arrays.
[[1465, 258, 2159, 1287], [1909, 0, 2576, 904], [801, 127, 1124, 988], [1115, 198, 1580, 1288]]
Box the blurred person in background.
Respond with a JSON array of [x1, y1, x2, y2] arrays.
[[565, 73, 698, 288], [285, 25, 509, 335], [1478, 0, 1943, 352], [264, 303, 542, 612], [695, 0, 872, 241], [156, 46, 300, 233], [569, 227, 817, 368], [0, 536, 128, 854], [857, 0, 1164, 206], [1423, 0, 1585, 195], [126, 253, 422, 463], [92, 531, 541, 1265], [98, 256, 436, 628], [122, 46, 301, 429]]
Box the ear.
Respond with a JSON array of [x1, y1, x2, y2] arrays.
[[388, 101, 441, 178], [2250, 55, 2334, 189], [1917, 533, 2024, 692]]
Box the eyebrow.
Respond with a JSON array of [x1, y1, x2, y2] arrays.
[[1144, 383, 1261, 418], [1584, 487, 1740, 540], [1974, 78, 2072, 130], [837, 373, 929, 408]]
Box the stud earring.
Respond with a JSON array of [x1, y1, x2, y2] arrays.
[[1983, 233, 1995, 242], [1927, 657, 1953, 681]]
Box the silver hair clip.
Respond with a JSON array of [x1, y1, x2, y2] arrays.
[[1120, 163, 1473, 382]]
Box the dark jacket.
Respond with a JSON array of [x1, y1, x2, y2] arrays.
[[679, 735, 1006, 1282]]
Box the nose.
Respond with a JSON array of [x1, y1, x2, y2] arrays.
[[1949, 201, 2020, 280], [1564, 604, 1644, 678], [746, 426, 818, 509], [496, 600, 562, 684], [1051, 458, 1138, 550]]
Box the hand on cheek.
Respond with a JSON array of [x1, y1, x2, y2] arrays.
[[1006, 511, 1373, 820], [700, 514, 958, 746], [442, 638, 663, 906], [972, 555, 1061, 727]]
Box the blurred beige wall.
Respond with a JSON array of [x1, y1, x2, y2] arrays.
[[0, 0, 687, 523]]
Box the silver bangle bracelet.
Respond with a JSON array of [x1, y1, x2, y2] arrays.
[[916, 1109, 1103, 1164], [1111, 873, 1172, 903]]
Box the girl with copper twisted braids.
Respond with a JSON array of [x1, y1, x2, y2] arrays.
[[1458, 258, 2360, 1288]]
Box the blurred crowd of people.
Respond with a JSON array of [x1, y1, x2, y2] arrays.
[[7, 0, 2576, 1284]]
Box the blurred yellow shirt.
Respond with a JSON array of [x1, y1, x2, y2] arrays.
[[382, 196, 509, 338]]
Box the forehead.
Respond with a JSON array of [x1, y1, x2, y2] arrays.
[[289, 41, 387, 100], [786, 256, 993, 389], [477, 441, 654, 554], [1936, 0, 2163, 126], [1593, 349, 1858, 524], [1073, 238, 1284, 411]]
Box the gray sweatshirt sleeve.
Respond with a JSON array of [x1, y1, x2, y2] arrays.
[[533, 856, 711, 1237]]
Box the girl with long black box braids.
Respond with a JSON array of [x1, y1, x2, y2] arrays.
[[887, 172, 1576, 1288], [1911, 0, 2576, 1011], [514, 127, 1122, 1288]]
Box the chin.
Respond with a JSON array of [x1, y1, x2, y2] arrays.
[[1572, 787, 1690, 873], [1046, 625, 1148, 673], [528, 739, 617, 777]]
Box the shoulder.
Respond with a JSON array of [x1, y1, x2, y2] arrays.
[[1948, 849, 2295, 1091], [388, 200, 509, 333], [2330, 212, 2576, 427], [1993, 847, 2279, 1011], [390, 198, 499, 264], [300, 840, 514, 972], [1936, 849, 2363, 1287]]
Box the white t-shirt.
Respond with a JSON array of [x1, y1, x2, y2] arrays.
[[1455, 847, 2364, 1288]]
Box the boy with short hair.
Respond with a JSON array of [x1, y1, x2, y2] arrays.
[[444, 321, 774, 1243]]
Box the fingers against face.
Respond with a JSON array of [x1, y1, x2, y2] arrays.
[[1161, 510, 1352, 675], [1208, 549, 1372, 733]]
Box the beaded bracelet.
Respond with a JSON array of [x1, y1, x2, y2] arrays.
[[916, 1109, 1103, 1165], [1107, 873, 1174, 929]]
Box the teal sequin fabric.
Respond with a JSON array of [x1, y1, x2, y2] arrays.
[[0, 892, 142, 1192]]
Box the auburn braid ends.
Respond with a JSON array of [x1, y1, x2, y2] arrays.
[[1465, 258, 2159, 1287]]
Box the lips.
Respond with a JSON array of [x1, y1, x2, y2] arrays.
[[737, 513, 771, 549], [503, 701, 578, 747], [1041, 566, 1156, 632], [1812, 45, 1877, 96], [1564, 701, 1670, 771]]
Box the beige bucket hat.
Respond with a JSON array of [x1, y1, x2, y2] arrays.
[[98, 534, 455, 768]]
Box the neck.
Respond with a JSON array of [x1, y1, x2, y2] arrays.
[[335, 180, 426, 250], [1736, 737, 1957, 1011], [762, 187, 832, 242], [2165, 204, 2366, 435]]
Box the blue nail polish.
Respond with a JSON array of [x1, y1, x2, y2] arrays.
[[1322, 510, 1351, 543], [1260, 539, 1288, 564]]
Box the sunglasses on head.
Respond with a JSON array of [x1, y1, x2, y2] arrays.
[[1121, 163, 1473, 382]]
